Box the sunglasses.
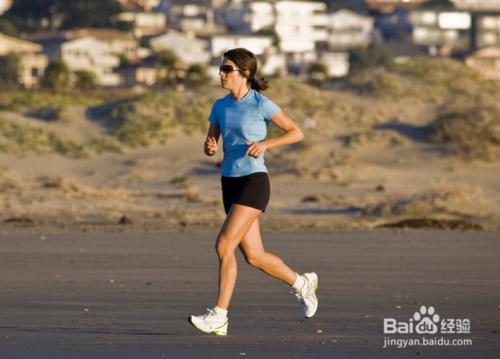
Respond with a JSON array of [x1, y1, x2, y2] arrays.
[[219, 65, 243, 74]]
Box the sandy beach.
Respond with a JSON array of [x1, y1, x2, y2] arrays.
[[0, 229, 499, 358], [1, 59, 499, 358], [1, 67, 500, 233]]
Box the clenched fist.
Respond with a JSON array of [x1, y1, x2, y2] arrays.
[[204, 136, 218, 156]]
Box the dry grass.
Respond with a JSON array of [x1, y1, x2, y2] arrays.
[[427, 94, 500, 161], [361, 185, 496, 219]]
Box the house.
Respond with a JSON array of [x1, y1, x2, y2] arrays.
[[318, 51, 349, 77], [209, 34, 273, 58], [149, 30, 210, 64], [0, 32, 41, 54], [366, 0, 428, 13], [61, 29, 139, 59], [260, 47, 287, 76], [116, 56, 166, 86], [274, 1, 329, 54], [118, 11, 167, 37], [475, 14, 500, 48], [32, 34, 121, 86], [451, 0, 500, 11], [118, 0, 161, 11], [0, 32, 48, 88], [465, 46, 500, 80], [328, 9, 375, 50], [166, 1, 222, 36], [218, 1, 328, 54], [409, 8, 472, 53]]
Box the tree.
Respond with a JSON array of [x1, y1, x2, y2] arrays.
[[308, 61, 328, 83], [41, 60, 71, 92], [74, 70, 97, 91], [0, 53, 20, 89], [2, 0, 124, 32], [424, 0, 454, 8], [1, 0, 56, 32], [155, 49, 180, 86], [156, 49, 178, 70], [0, 19, 18, 37], [349, 47, 394, 74], [58, 0, 124, 29], [184, 63, 210, 88]]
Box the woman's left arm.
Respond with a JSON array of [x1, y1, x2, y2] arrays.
[[245, 111, 304, 158]]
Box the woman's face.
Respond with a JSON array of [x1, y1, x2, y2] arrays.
[[219, 58, 247, 91]]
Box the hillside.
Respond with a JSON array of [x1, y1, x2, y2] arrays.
[[0, 57, 499, 232]]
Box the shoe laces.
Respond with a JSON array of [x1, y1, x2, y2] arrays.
[[291, 282, 313, 302], [200, 308, 217, 320]]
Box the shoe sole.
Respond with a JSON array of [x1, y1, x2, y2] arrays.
[[187, 316, 228, 336]]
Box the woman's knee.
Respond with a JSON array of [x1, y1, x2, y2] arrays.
[[215, 234, 235, 259], [244, 251, 263, 268]]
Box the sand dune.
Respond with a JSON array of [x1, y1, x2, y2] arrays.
[[1, 59, 499, 232]]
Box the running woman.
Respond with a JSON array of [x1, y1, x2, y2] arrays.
[[188, 48, 318, 336]]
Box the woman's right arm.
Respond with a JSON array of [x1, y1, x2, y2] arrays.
[[204, 123, 221, 156]]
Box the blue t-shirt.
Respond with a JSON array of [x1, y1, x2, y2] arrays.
[[208, 89, 281, 177]]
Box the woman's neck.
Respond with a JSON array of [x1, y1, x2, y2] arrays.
[[230, 83, 250, 101]]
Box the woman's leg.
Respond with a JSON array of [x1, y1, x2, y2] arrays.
[[215, 203, 262, 310], [238, 217, 297, 285]]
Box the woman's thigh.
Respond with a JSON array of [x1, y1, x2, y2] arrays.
[[216, 204, 262, 252], [238, 217, 265, 258]]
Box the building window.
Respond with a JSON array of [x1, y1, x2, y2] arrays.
[[31, 68, 39, 77], [421, 12, 437, 26], [481, 17, 496, 30], [482, 33, 497, 45]]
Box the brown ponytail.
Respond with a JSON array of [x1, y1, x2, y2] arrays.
[[223, 48, 269, 92], [249, 77, 269, 92]]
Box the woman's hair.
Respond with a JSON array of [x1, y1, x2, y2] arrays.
[[223, 48, 269, 92]]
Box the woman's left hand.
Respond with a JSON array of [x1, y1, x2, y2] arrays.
[[245, 140, 268, 158]]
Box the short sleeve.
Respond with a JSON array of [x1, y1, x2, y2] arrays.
[[208, 101, 219, 126], [260, 97, 281, 121]]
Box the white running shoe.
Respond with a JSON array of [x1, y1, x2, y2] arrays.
[[291, 272, 319, 318], [188, 308, 228, 336]]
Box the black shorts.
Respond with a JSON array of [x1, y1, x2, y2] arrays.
[[221, 172, 270, 214]]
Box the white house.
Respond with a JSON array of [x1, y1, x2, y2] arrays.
[[166, 2, 221, 36], [260, 47, 287, 76], [475, 14, 500, 48], [0, 32, 48, 88], [318, 51, 349, 77], [149, 30, 210, 64], [218, 1, 328, 54], [0, 32, 41, 54], [409, 9, 472, 51], [328, 9, 374, 49], [246, 2, 276, 33], [33, 35, 121, 86], [118, 11, 167, 37], [62, 29, 139, 59], [451, 0, 500, 11], [209, 34, 273, 58], [60, 37, 121, 86], [274, 1, 329, 54], [117, 56, 167, 87]]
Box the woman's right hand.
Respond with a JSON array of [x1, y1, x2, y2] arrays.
[[204, 136, 218, 156]]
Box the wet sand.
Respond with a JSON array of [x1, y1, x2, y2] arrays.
[[0, 229, 499, 358]]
